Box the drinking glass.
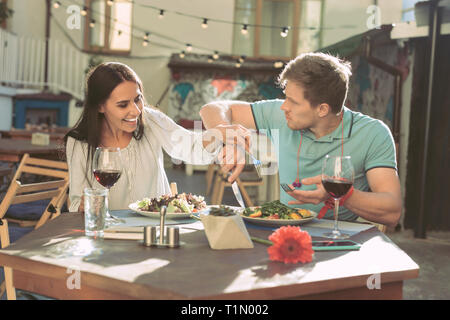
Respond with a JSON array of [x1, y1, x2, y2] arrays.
[[321, 155, 354, 239], [93, 147, 125, 225], [84, 188, 107, 238]]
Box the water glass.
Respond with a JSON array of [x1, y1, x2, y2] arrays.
[[84, 188, 108, 238]]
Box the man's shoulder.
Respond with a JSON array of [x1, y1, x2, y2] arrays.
[[347, 108, 391, 135], [251, 99, 284, 108]]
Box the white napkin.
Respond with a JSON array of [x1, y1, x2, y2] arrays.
[[200, 214, 254, 250]]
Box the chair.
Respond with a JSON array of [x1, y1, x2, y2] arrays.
[[0, 153, 69, 229], [0, 218, 16, 299], [205, 164, 217, 196], [209, 164, 263, 207]]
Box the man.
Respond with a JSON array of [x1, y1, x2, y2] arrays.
[[200, 53, 401, 228]]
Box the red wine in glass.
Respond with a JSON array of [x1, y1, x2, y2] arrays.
[[322, 178, 353, 199], [92, 147, 125, 225], [321, 155, 354, 239], [93, 169, 122, 189]]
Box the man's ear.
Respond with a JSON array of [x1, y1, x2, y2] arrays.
[[318, 103, 331, 118], [98, 104, 105, 113]]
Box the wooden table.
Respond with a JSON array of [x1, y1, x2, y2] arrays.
[[0, 213, 419, 300], [0, 138, 62, 163], [0, 130, 67, 141]]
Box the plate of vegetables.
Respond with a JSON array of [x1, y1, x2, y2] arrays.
[[241, 200, 317, 226], [129, 193, 207, 219]]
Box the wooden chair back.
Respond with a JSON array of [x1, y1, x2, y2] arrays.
[[0, 218, 16, 299], [0, 153, 69, 229]]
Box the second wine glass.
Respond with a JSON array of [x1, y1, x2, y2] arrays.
[[93, 147, 125, 226], [321, 155, 354, 239]]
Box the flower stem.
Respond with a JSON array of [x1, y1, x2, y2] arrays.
[[251, 236, 273, 246]]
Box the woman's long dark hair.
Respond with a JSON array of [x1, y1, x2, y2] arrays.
[[64, 62, 145, 179]]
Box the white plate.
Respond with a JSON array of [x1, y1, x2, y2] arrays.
[[241, 208, 317, 227], [128, 202, 194, 219]]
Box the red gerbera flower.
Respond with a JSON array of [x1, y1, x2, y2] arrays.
[[267, 226, 313, 264]]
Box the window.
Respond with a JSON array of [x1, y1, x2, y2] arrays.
[[402, 0, 421, 22], [232, 0, 324, 58], [84, 0, 132, 55]]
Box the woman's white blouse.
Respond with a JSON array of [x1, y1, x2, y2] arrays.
[[66, 107, 217, 211]]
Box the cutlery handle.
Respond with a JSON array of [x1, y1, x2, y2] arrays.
[[159, 206, 167, 245]]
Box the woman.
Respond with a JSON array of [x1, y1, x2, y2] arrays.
[[65, 62, 249, 212]]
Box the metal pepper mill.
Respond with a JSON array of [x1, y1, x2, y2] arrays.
[[143, 205, 182, 248]]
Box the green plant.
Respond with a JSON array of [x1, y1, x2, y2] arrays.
[[84, 55, 103, 75], [0, 3, 13, 25]]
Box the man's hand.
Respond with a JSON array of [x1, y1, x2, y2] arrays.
[[284, 175, 330, 205]]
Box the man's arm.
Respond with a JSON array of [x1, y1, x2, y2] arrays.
[[285, 168, 402, 228], [344, 167, 402, 227], [199, 100, 257, 130]]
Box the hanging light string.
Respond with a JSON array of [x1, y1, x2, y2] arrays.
[[59, 0, 218, 57], [59, 0, 358, 55], [131, 0, 355, 31], [51, 10, 179, 59]]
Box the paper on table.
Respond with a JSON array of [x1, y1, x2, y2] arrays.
[[103, 232, 143, 240]]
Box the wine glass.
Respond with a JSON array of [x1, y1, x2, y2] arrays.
[[321, 155, 354, 239], [93, 147, 125, 225]]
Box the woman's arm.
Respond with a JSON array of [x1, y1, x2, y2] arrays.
[[66, 137, 90, 212], [144, 108, 249, 169]]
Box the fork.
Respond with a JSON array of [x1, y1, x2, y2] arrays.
[[280, 183, 295, 193], [224, 144, 262, 178], [247, 151, 262, 178], [238, 145, 262, 178]]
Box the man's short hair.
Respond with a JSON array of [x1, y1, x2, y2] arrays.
[[277, 52, 352, 114]]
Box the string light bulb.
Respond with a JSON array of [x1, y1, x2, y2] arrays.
[[143, 32, 150, 40], [159, 10, 165, 19], [238, 55, 245, 63], [273, 61, 284, 68], [186, 43, 192, 52], [235, 61, 241, 68], [207, 56, 213, 63], [53, 1, 61, 9], [107, 0, 114, 6], [280, 27, 289, 38], [201, 18, 208, 29], [179, 51, 186, 58], [142, 39, 149, 47], [89, 19, 96, 28], [212, 51, 219, 60], [241, 24, 248, 35], [81, 6, 88, 16]]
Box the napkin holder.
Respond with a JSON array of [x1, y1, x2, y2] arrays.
[[200, 214, 254, 250], [31, 132, 50, 146]]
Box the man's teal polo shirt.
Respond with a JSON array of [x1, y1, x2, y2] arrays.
[[251, 99, 397, 221]]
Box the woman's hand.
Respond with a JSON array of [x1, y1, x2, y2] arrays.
[[285, 175, 330, 205], [203, 124, 252, 182]]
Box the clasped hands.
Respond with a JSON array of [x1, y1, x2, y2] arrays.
[[209, 125, 330, 206]]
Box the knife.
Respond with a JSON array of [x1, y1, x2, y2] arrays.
[[231, 181, 246, 208]]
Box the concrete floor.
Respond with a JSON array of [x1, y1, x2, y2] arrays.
[[166, 167, 450, 300]]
